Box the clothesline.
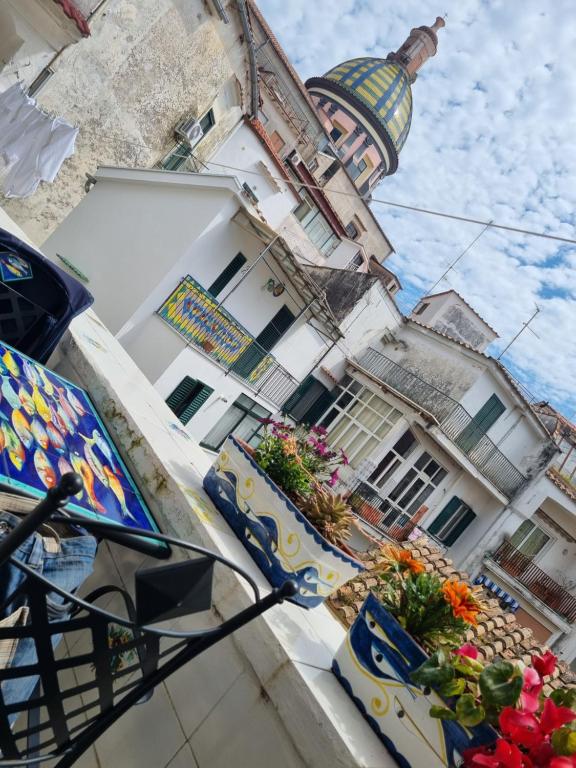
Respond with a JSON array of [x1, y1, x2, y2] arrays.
[[0, 82, 78, 199]]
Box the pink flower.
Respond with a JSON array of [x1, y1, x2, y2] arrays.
[[550, 758, 576, 768], [328, 469, 339, 487], [340, 448, 349, 466], [311, 425, 327, 436], [454, 643, 479, 660], [520, 667, 543, 714], [499, 708, 541, 749], [466, 738, 530, 767], [539, 697, 576, 735], [531, 650, 557, 679]]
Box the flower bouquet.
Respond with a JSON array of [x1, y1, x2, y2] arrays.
[[203, 421, 364, 608]]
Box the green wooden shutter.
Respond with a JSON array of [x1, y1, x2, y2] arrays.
[[456, 394, 506, 452], [428, 496, 461, 536], [302, 389, 336, 425], [208, 253, 247, 297], [283, 376, 314, 415], [255, 305, 295, 351], [166, 377, 213, 425], [179, 384, 214, 425], [443, 507, 476, 546]]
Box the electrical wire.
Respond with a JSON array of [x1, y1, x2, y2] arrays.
[[80, 130, 576, 246]]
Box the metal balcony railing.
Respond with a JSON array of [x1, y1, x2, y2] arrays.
[[355, 348, 527, 499], [157, 277, 298, 407], [347, 481, 419, 542], [488, 541, 576, 623]]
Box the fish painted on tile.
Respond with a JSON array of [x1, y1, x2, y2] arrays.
[[18, 385, 35, 416], [70, 452, 106, 514], [3, 423, 24, 471], [32, 385, 51, 423], [57, 456, 83, 499], [37, 366, 54, 396], [102, 466, 136, 522], [12, 409, 33, 449], [22, 359, 41, 387], [0, 424, 5, 453], [2, 377, 21, 410], [82, 429, 120, 475], [54, 386, 79, 427], [81, 439, 108, 487], [2, 350, 20, 378], [49, 403, 68, 435], [46, 422, 66, 453], [31, 418, 49, 450], [34, 448, 57, 489], [66, 388, 86, 417], [56, 403, 75, 436]]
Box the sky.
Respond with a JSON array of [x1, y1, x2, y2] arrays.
[[257, 0, 576, 419]]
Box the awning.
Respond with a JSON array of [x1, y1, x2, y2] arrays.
[[232, 209, 343, 341], [474, 574, 520, 612]]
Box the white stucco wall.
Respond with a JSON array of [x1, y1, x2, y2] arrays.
[[412, 291, 497, 353]]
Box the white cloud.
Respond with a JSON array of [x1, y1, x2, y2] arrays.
[[257, 0, 576, 416]]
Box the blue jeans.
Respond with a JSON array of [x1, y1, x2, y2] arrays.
[[0, 511, 97, 721]]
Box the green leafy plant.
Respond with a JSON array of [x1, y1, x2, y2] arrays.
[[373, 547, 482, 648]]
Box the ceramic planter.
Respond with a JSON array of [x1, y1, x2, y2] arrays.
[[332, 593, 496, 767], [203, 436, 364, 608]]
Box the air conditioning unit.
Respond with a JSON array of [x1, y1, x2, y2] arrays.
[[288, 149, 302, 165], [175, 117, 204, 148]]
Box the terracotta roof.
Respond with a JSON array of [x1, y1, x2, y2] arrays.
[[418, 289, 499, 337], [328, 537, 576, 691], [54, 0, 90, 36], [547, 467, 576, 503]]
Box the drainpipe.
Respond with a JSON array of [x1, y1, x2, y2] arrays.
[[236, 0, 259, 118]]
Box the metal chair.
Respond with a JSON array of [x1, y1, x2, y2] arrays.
[[0, 474, 296, 767]]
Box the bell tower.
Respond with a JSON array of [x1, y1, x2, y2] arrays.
[[387, 17, 445, 82]]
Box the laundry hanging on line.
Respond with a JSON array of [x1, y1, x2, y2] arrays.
[[0, 82, 78, 198]]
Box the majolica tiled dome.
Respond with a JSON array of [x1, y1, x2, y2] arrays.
[[319, 58, 413, 156]]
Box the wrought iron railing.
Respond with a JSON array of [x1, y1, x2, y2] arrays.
[[488, 541, 576, 623], [157, 276, 298, 407], [347, 481, 419, 542], [355, 348, 526, 498]]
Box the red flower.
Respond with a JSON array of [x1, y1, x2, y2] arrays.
[[521, 667, 543, 714], [531, 650, 557, 679], [550, 758, 576, 767], [539, 698, 576, 735], [328, 469, 339, 487], [499, 708, 541, 749], [454, 643, 479, 660], [466, 738, 532, 767]]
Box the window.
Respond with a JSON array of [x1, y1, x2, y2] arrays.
[[348, 157, 367, 181], [428, 497, 476, 546], [159, 109, 215, 171], [308, 158, 319, 173], [510, 519, 551, 559], [345, 221, 360, 240], [369, 430, 417, 488], [283, 376, 335, 424], [414, 302, 429, 316], [345, 252, 364, 271], [270, 131, 286, 154], [293, 192, 339, 256], [330, 126, 343, 142], [201, 394, 271, 451], [456, 394, 506, 453], [166, 377, 214, 425], [208, 253, 247, 297], [375, 450, 448, 529], [322, 160, 339, 182], [318, 376, 402, 467]]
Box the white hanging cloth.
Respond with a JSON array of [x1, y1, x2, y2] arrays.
[[0, 82, 78, 198]]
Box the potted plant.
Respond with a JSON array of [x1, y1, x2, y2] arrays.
[[203, 421, 364, 608], [332, 545, 492, 767]]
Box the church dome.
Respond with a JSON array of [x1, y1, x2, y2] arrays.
[[324, 59, 411, 154]]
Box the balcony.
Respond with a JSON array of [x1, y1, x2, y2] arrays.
[[157, 276, 298, 407], [347, 481, 420, 542], [487, 541, 576, 623], [354, 348, 526, 499]]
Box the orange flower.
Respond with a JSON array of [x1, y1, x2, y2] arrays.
[[380, 544, 426, 575], [442, 580, 480, 625]]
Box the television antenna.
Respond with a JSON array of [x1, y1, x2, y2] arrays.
[[496, 305, 541, 360]]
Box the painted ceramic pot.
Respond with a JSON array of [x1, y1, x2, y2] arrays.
[[203, 436, 364, 608], [332, 593, 496, 768]]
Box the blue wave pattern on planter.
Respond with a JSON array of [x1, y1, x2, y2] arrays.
[[332, 593, 496, 767], [203, 436, 364, 608]]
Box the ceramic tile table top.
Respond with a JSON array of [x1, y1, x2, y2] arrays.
[[0, 340, 162, 550]]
